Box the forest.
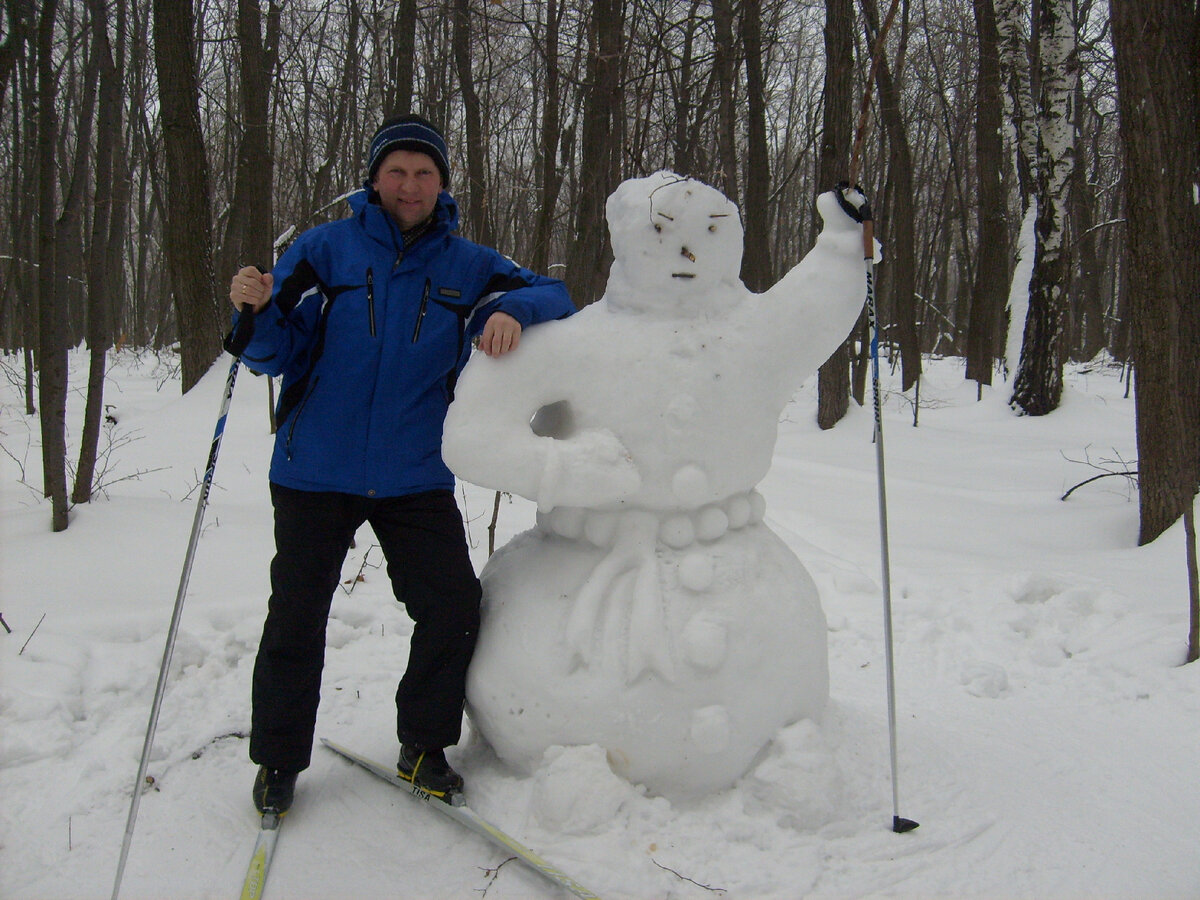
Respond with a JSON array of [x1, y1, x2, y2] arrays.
[[0, 0, 1196, 557]]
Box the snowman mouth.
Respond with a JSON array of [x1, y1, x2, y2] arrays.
[[671, 273, 696, 279]]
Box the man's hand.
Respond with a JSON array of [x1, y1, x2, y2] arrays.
[[479, 311, 522, 357], [230, 266, 273, 312]]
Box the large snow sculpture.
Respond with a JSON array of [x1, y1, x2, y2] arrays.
[[443, 172, 870, 799]]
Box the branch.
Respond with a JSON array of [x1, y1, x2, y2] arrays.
[[650, 857, 727, 893]]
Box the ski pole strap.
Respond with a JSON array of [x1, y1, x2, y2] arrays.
[[223, 304, 257, 357], [835, 181, 872, 224], [835, 182, 875, 262], [223, 265, 268, 357]]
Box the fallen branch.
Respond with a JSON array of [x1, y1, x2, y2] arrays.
[[19, 612, 46, 655], [650, 857, 727, 893], [1061, 469, 1139, 501]]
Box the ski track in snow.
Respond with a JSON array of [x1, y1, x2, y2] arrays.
[[1, 349, 1198, 899]]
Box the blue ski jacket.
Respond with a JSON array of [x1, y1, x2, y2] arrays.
[[234, 188, 574, 498]]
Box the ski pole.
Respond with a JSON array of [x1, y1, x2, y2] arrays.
[[856, 193, 918, 835], [111, 306, 257, 900]]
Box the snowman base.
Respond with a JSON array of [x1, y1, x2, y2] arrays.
[[465, 519, 829, 801]]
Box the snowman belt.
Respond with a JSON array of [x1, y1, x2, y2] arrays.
[[536, 489, 767, 550]]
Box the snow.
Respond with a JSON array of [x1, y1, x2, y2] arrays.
[[2, 347, 1198, 897]]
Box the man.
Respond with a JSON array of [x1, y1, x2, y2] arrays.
[[228, 114, 574, 814]]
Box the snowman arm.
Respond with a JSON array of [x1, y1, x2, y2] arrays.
[[442, 332, 640, 510], [751, 191, 870, 377], [443, 348, 555, 501]]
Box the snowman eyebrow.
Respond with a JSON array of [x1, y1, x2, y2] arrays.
[[709, 213, 730, 218]]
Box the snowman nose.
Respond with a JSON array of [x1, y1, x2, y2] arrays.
[[680, 246, 695, 262]]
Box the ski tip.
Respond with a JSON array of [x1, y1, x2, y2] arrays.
[[893, 816, 920, 833]]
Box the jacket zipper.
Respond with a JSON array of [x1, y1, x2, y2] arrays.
[[366, 268, 376, 337], [412, 278, 431, 343], [285, 375, 320, 460]]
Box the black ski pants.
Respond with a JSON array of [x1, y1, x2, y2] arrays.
[[250, 484, 481, 773]]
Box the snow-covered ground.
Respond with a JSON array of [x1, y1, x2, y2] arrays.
[[1, 348, 1196, 899]]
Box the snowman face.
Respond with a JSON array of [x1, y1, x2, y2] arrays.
[[606, 172, 744, 313]]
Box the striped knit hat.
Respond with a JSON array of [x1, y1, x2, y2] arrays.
[[366, 114, 450, 187]]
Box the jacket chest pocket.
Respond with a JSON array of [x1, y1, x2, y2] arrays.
[[411, 282, 472, 345]]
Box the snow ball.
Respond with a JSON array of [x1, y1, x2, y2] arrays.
[[671, 464, 710, 507], [584, 510, 619, 547], [660, 514, 695, 549], [532, 744, 636, 835], [695, 505, 729, 542], [726, 494, 751, 528], [682, 615, 727, 670], [742, 719, 842, 830], [678, 551, 715, 592], [689, 705, 731, 753]]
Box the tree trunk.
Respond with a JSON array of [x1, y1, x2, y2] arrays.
[[816, 0, 856, 430], [453, 0, 493, 246], [1111, 0, 1200, 545], [996, 0, 1037, 215], [965, 0, 1010, 388], [739, 0, 772, 292], [310, 3, 357, 223], [153, 0, 221, 393], [862, 0, 921, 393], [531, 0, 563, 275], [1011, 0, 1076, 416], [36, 0, 68, 531], [74, 0, 124, 504], [221, 0, 278, 278], [386, 0, 417, 118], [712, 0, 740, 206], [565, 0, 622, 307]]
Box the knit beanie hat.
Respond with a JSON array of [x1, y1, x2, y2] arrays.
[[366, 114, 450, 187]]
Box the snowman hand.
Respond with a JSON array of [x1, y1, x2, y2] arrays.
[[537, 429, 641, 511]]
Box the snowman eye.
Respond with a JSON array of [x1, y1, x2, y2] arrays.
[[708, 224, 717, 232]]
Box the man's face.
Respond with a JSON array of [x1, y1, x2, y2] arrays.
[[372, 148, 442, 230]]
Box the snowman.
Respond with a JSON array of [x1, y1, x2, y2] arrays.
[[443, 172, 870, 800]]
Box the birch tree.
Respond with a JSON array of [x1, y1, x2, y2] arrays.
[[1010, 0, 1077, 415]]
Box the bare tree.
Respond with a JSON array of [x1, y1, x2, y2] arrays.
[[74, 0, 126, 504], [386, 0, 418, 118], [964, 0, 1010, 390], [453, 0, 494, 245], [530, 0, 565, 275], [1111, 0, 1200, 552], [816, 0, 857, 430], [35, 0, 67, 530], [739, 0, 772, 291], [564, 0, 623, 307], [862, 0, 921, 393], [1011, 0, 1077, 415], [154, 0, 222, 392], [220, 0, 280, 278], [712, 0, 740, 205]]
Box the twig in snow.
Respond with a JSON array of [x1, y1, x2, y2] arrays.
[[1060, 446, 1138, 500], [340, 544, 381, 594], [19, 612, 46, 654], [0, 612, 11, 633], [650, 857, 727, 893], [477, 856, 518, 896]]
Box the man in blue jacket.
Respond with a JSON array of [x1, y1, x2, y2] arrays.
[[228, 114, 574, 814]]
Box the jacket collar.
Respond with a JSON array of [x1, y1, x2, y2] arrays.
[[348, 187, 460, 257]]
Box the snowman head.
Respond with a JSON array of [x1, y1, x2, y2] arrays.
[[605, 171, 744, 313]]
